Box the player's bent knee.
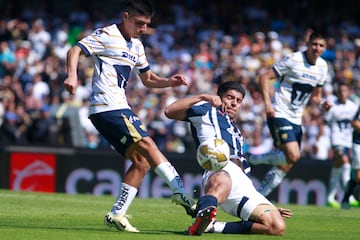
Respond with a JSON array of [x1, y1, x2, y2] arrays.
[[286, 152, 300, 164]]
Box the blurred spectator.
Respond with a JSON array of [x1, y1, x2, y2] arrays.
[[28, 19, 51, 59], [0, 41, 16, 77], [0, 0, 359, 156]]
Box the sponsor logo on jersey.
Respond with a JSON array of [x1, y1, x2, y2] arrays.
[[121, 51, 137, 63]]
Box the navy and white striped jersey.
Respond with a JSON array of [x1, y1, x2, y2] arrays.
[[185, 101, 244, 159], [76, 24, 150, 115], [353, 106, 360, 144]]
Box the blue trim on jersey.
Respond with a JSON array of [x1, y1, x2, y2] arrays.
[[139, 65, 150, 73], [236, 196, 249, 218], [76, 42, 90, 57], [272, 65, 281, 79]]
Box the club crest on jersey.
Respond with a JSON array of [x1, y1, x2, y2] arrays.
[[121, 51, 137, 63]]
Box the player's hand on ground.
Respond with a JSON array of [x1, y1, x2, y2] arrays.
[[278, 208, 292, 219]]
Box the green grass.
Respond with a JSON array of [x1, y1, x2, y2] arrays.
[[0, 190, 359, 240]]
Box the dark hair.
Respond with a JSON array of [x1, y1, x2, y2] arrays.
[[122, 0, 154, 17], [308, 31, 326, 42], [217, 81, 246, 98]]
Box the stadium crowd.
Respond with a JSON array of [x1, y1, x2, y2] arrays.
[[0, 0, 360, 162]]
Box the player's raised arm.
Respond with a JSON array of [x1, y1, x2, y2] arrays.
[[139, 70, 188, 88], [165, 94, 221, 120], [64, 45, 82, 95]]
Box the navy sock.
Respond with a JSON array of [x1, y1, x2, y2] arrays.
[[342, 178, 357, 203], [196, 195, 218, 212], [222, 221, 254, 234]]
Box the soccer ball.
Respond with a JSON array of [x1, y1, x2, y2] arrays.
[[196, 138, 230, 171]]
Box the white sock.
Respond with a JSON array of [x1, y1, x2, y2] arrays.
[[213, 221, 226, 233], [111, 182, 138, 214], [327, 167, 340, 202], [258, 166, 286, 196], [154, 162, 185, 194], [249, 150, 287, 165], [340, 163, 351, 189]]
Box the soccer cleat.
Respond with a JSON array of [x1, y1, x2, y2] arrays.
[[349, 196, 360, 207], [186, 206, 217, 236], [341, 201, 350, 210], [104, 212, 139, 232], [204, 219, 216, 233], [350, 199, 360, 207], [326, 200, 341, 209], [172, 193, 197, 218]]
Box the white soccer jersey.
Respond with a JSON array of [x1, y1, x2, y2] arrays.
[[325, 99, 357, 148], [77, 24, 150, 115], [272, 51, 328, 125]]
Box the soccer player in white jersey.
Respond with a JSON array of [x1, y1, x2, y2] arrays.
[[165, 81, 292, 236], [324, 83, 358, 208], [248, 31, 332, 196], [341, 105, 360, 208], [64, 0, 195, 232]]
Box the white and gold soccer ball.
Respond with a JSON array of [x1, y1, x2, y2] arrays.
[[196, 138, 230, 171]]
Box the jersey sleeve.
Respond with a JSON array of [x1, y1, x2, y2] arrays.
[[134, 41, 150, 73], [273, 54, 294, 78], [316, 59, 328, 87], [185, 102, 211, 121], [77, 28, 109, 56]]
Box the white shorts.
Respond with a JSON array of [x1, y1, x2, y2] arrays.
[[352, 143, 360, 170], [202, 161, 273, 221]]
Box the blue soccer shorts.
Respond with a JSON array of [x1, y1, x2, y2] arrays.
[[267, 117, 302, 148], [89, 109, 149, 156]]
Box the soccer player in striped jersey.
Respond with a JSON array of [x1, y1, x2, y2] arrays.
[[64, 0, 195, 232], [248, 31, 332, 196], [165, 81, 291, 236], [341, 105, 360, 208], [324, 83, 358, 208]]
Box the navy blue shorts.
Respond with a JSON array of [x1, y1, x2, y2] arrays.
[[267, 117, 302, 148], [333, 145, 350, 158], [89, 109, 149, 156]]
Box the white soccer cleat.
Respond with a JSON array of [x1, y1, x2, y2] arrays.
[[104, 212, 139, 233], [172, 192, 197, 218]]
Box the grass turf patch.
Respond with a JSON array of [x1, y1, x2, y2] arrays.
[[0, 190, 359, 240]]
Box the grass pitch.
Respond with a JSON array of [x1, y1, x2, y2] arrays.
[[0, 189, 359, 240]]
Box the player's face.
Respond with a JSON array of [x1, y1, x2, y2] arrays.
[[307, 38, 326, 60], [220, 90, 243, 119], [123, 13, 151, 38], [338, 84, 350, 103]]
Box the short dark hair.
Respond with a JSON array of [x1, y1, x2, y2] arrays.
[[217, 81, 246, 98], [308, 31, 326, 42], [122, 0, 154, 17]]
